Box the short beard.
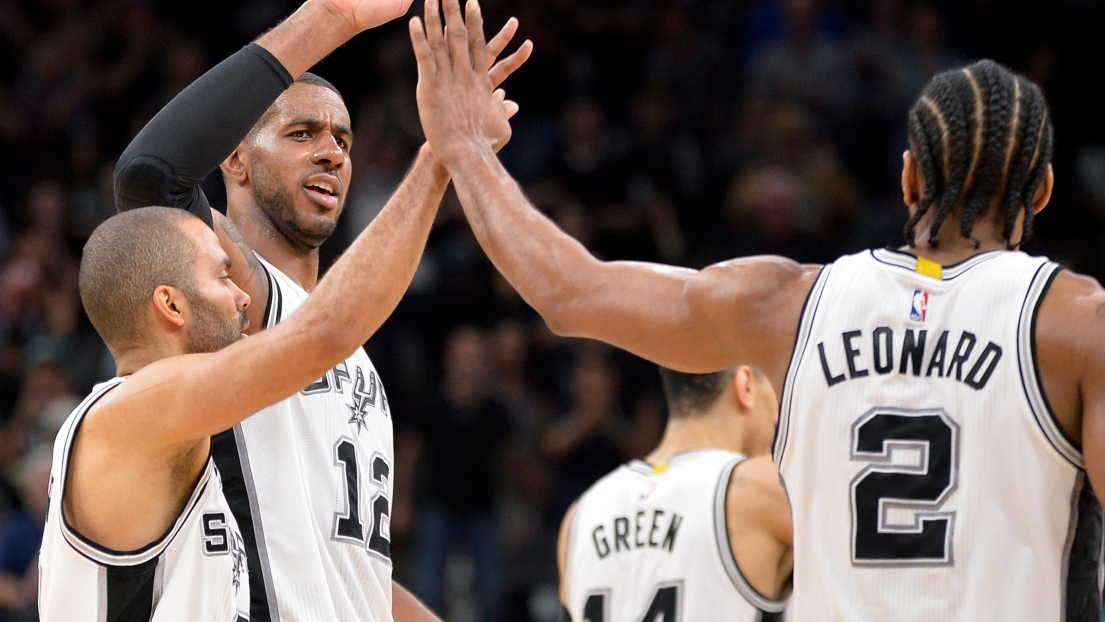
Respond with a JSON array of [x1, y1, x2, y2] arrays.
[[182, 287, 246, 354], [250, 155, 339, 249]]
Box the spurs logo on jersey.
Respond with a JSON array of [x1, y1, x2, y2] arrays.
[[565, 450, 787, 622], [774, 249, 1102, 621], [38, 378, 251, 622], [212, 254, 395, 622]]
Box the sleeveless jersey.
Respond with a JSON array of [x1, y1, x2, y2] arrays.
[[774, 249, 1101, 621], [565, 449, 788, 622], [39, 378, 250, 621], [212, 254, 394, 622]]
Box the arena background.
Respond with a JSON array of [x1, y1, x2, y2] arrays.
[[2, 0, 1105, 620]]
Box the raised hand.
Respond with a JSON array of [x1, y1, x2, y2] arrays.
[[409, 0, 531, 157], [317, 0, 417, 33]]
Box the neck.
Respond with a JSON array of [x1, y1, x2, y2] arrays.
[[227, 192, 321, 291], [114, 343, 181, 377], [645, 408, 748, 465], [903, 209, 1016, 265]]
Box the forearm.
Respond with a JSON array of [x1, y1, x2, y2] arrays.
[[113, 43, 291, 220], [114, 1, 359, 217], [393, 582, 443, 622], [442, 144, 600, 330], [296, 146, 448, 352]]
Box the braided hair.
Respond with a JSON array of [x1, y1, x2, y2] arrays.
[[903, 60, 1054, 249]]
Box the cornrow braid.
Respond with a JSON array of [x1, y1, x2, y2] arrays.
[[903, 59, 1055, 248]]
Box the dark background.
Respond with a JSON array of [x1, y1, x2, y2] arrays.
[[2, 0, 1104, 620]]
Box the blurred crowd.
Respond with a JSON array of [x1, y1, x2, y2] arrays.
[[2, 0, 1105, 620]]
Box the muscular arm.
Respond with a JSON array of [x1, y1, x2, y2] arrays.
[[104, 147, 448, 446], [445, 147, 817, 383], [725, 455, 793, 601], [114, 0, 408, 331], [410, 0, 814, 384]]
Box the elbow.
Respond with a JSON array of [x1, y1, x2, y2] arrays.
[[530, 282, 581, 337], [113, 154, 177, 213]]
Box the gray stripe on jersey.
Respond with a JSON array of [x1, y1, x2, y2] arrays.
[[234, 424, 283, 621], [97, 566, 107, 622], [712, 456, 787, 613]]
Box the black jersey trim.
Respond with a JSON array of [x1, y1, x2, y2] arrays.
[[255, 256, 281, 329], [773, 265, 829, 471], [1029, 266, 1077, 451], [1063, 474, 1103, 621], [869, 248, 1006, 280], [104, 555, 159, 621], [212, 425, 279, 621], [713, 456, 788, 613], [1015, 262, 1081, 469], [57, 379, 216, 566]]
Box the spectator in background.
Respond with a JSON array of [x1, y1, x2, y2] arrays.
[[541, 347, 640, 518], [405, 326, 512, 622], [0, 445, 50, 622], [745, 0, 857, 133]]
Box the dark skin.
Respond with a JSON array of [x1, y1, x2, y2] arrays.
[[409, 0, 1105, 513]]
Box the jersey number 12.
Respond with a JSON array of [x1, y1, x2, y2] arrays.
[[333, 439, 392, 560]]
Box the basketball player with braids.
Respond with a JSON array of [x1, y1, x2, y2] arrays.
[[409, 4, 1104, 618], [113, 0, 530, 619], [557, 366, 791, 621]]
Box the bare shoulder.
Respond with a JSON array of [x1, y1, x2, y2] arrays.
[[729, 455, 787, 502], [727, 454, 792, 547], [688, 256, 823, 388], [1037, 269, 1105, 354]]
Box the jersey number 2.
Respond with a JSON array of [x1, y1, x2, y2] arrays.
[[583, 582, 681, 622], [334, 439, 391, 560], [850, 408, 959, 564]]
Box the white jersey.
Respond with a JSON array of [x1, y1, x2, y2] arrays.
[[774, 249, 1101, 621], [565, 450, 788, 622], [39, 378, 250, 621], [211, 255, 394, 622]]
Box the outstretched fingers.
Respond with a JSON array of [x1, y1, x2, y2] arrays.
[[409, 17, 434, 76], [489, 38, 533, 88], [466, 0, 489, 73], [440, 0, 469, 70], [495, 88, 520, 119], [486, 17, 519, 67], [423, 0, 448, 70]]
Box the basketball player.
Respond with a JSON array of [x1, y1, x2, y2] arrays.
[[557, 366, 791, 621], [38, 204, 453, 619], [113, 0, 530, 619], [410, 3, 1104, 619]]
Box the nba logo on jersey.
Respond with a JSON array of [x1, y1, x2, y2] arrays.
[[910, 290, 929, 322]]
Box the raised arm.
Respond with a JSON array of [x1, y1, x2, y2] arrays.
[[105, 146, 445, 446], [409, 0, 816, 385], [114, 0, 416, 329]]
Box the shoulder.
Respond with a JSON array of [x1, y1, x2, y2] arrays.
[[727, 455, 791, 545], [1037, 269, 1105, 355]]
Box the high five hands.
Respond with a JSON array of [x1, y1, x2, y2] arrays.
[[410, 0, 532, 156]]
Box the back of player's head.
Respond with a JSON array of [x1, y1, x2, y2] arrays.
[[904, 59, 1054, 248], [79, 207, 200, 351], [658, 366, 740, 419]]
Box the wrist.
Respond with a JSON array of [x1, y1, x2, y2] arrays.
[[417, 143, 450, 183], [435, 138, 496, 174]]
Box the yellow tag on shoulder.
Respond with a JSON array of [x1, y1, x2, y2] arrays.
[[651, 463, 669, 475], [915, 256, 944, 279]]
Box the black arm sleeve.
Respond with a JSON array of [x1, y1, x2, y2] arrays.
[[113, 43, 294, 228]]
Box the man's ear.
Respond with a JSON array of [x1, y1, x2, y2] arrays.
[[220, 143, 250, 185], [1031, 163, 1054, 215], [151, 285, 188, 330], [901, 150, 921, 208], [732, 366, 756, 411]]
